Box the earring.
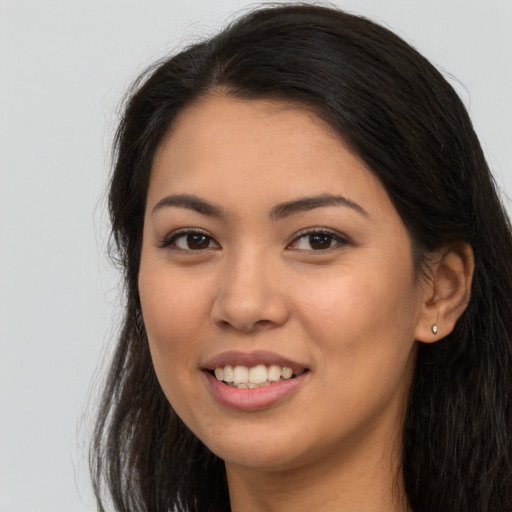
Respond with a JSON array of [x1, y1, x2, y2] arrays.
[[432, 324, 438, 335]]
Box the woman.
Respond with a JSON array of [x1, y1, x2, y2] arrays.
[[91, 4, 512, 511]]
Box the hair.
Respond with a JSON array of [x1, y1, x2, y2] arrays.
[[90, 4, 512, 511]]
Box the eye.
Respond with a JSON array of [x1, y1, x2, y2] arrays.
[[288, 229, 349, 251], [160, 230, 220, 251]]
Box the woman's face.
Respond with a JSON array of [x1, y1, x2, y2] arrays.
[[139, 95, 428, 473]]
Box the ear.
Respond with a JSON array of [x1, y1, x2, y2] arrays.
[[415, 242, 474, 343]]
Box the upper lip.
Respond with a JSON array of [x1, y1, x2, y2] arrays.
[[202, 350, 309, 372]]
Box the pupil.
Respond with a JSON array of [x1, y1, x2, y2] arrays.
[[310, 234, 331, 250], [188, 234, 209, 249]]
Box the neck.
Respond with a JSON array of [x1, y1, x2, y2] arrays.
[[226, 427, 410, 512]]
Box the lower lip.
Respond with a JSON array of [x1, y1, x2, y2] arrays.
[[204, 371, 308, 411]]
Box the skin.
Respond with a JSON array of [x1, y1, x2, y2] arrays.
[[138, 94, 472, 511]]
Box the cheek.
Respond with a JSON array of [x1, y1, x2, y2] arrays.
[[298, 270, 419, 428], [295, 259, 421, 370], [140, 262, 208, 338], [138, 266, 210, 396]]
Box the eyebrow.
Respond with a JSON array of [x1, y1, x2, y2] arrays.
[[270, 193, 368, 220], [152, 194, 225, 218], [151, 193, 367, 219]]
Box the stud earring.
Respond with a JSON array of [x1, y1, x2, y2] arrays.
[[432, 324, 438, 335]]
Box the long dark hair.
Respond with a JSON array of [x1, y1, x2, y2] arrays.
[[91, 4, 512, 511]]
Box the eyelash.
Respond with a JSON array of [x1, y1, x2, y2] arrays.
[[287, 227, 350, 252], [158, 229, 219, 251], [158, 227, 350, 252]]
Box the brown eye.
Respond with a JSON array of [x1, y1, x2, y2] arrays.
[[308, 233, 333, 250], [186, 234, 211, 250], [288, 229, 349, 251], [162, 231, 220, 251]]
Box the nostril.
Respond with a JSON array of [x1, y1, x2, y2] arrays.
[[214, 317, 275, 334], [255, 319, 272, 327]]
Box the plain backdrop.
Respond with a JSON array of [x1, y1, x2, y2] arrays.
[[0, 1, 511, 511]]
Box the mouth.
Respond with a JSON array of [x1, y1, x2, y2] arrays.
[[210, 364, 307, 389], [202, 351, 310, 410]]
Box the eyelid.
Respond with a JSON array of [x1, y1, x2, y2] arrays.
[[287, 227, 351, 251], [158, 227, 220, 250]]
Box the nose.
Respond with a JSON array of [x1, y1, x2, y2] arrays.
[[210, 251, 290, 333]]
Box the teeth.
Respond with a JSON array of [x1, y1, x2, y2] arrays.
[[282, 367, 293, 379], [249, 364, 268, 384], [233, 365, 249, 384], [213, 364, 304, 388], [223, 365, 234, 382], [268, 365, 281, 382]]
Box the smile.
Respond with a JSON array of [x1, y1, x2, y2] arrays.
[[212, 364, 306, 388], [202, 351, 310, 410]]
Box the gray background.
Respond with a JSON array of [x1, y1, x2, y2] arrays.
[[1, 1, 511, 511]]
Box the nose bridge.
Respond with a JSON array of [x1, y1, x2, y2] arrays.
[[211, 244, 289, 332]]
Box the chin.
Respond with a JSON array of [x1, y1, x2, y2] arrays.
[[195, 421, 324, 473], [217, 443, 307, 472]]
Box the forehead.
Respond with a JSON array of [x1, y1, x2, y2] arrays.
[[148, 94, 394, 221], [157, 94, 344, 165]]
